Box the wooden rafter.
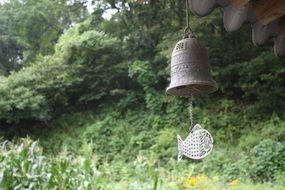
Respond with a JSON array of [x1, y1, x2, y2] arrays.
[[187, 0, 285, 57], [280, 17, 285, 36], [252, 0, 285, 25], [231, 0, 249, 7]]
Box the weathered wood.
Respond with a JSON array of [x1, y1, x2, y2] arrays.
[[223, 4, 249, 32], [217, 0, 230, 7], [188, 0, 285, 57], [231, 0, 249, 7], [253, 0, 285, 25], [252, 20, 279, 46], [274, 34, 285, 57], [189, 0, 217, 16], [279, 17, 285, 36]]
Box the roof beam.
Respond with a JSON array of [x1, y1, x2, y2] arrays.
[[231, 0, 249, 7], [252, 0, 285, 25], [279, 17, 285, 36]]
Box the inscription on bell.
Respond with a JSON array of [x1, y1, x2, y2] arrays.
[[171, 64, 191, 76], [171, 53, 191, 64], [171, 53, 205, 66]]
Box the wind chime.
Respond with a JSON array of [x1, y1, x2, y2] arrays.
[[166, 0, 217, 161]]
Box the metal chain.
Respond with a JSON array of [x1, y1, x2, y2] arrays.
[[189, 96, 193, 131], [184, 0, 194, 38]]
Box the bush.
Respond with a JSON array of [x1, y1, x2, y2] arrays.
[[249, 139, 285, 182], [0, 21, 128, 124]]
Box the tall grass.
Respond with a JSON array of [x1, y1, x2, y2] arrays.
[[0, 139, 285, 190]]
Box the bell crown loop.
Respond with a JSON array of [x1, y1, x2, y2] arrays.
[[184, 27, 195, 39]]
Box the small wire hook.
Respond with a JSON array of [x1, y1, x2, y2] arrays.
[[184, 0, 195, 38]]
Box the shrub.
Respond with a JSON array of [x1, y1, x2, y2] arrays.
[[249, 139, 285, 182], [0, 21, 128, 124]]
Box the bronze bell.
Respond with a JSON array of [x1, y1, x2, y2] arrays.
[[166, 36, 217, 97]]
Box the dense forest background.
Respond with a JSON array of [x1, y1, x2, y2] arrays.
[[0, 0, 285, 189]]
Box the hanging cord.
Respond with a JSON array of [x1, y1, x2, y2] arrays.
[[184, 0, 194, 38], [189, 96, 193, 131]]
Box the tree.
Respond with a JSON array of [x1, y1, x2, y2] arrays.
[[0, 0, 89, 72]]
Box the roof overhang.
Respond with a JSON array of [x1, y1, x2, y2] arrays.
[[189, 0, 285, 57]]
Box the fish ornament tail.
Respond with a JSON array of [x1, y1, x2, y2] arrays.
[[177, 134, 183, 161]]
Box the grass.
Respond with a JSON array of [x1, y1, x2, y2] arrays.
[[1, 138, 285, 189], [4, 103, 284, 189]]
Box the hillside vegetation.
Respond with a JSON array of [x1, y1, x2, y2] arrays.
[[0, 0, 284, 189]]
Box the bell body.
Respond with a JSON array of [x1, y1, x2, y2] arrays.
[[167, 36, 217, 97]]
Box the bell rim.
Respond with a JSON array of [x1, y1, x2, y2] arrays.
[[166, 81, 218, 97]]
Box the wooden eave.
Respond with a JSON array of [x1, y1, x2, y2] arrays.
[[189, 0, 285, 57]]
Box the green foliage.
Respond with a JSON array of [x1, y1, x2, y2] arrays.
[[0, 81, 50, 123], [238, 115, 285, 151], [0, 0, 283, 124], [216, 52, 285, 115], [0, 0, 284, 188], [0, 138, 102, 190], [2, 138, 285, 189], [29, 103, 285, 184], [0, 35, 24, 75], [37, 109, 171, 161], [0, 20, 129, 123], [0, 0, 88, 63], [129, 60, 165, 111], [250, 139, 285, 182], [194, 139, 285, 183]]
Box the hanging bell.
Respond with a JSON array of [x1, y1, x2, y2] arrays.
[[166, 35, 217, 97]]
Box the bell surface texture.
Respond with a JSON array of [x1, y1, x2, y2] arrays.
[[167, 36, 217, 97]]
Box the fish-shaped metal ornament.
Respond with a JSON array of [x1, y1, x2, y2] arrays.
[[177, 124, 213, 161]]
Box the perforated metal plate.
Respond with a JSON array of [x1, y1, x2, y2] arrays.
[[177, 124, 213, 161]]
